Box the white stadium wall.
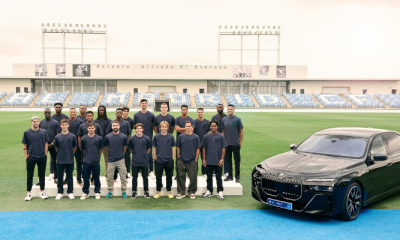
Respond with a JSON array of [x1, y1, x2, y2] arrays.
[[117, 80, 207, 94], [0, 78, 31, 93]]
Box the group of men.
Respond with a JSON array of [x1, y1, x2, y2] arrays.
[[23, 100, 243, 201]]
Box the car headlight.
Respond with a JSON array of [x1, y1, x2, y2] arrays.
[[307, 186, 333, 192], [305, 179, 336, 182]]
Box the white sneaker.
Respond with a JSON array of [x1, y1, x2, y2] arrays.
[[68, 193, 75, 200], [213, 174, 216, 178], [149, 172, 156, 179], [127, 173, 132, 178], [203, 174, 207, 179], [138, 173, 141, 178], [55, 193, 63, 200], [203, 190, 213, 198], [217, 191, 225, 201], [25, 193, 32, 201], [176, 194, 185, 199], [95, 193, 101, 200], [190, 194, 195, 199], [80, 193, 89, 200], [47, 173, 54, 181], [40, 192, 48, 200], [224, 172, 229, 178]]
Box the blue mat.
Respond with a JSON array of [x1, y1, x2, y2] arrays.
[[0, 209, 398, 239]]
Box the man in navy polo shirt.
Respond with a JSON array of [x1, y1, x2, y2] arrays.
[[176, 121, 201, 199], [51, 102, 69, 124], [133, 99, 155, 179], [22, 116, 50, 201], [122, 106, 134, 179], [202, 120, 227, 200], [80, 123, 104, 200], [212, 103, 228, 176], [94, 105, 112, 178], [194, 107, 209, 178], [221, 104, 244, 183], [39, 108, 59, 183], [153, 121, 175, 199], [54, 119, 77, 200], [68, 108, 84, 185], [104, 120, 128, 199], [153, 103, 175, 134], [174, 104, 195, 179], [129, 123, 152, 199], [77, 105, 87, 123]]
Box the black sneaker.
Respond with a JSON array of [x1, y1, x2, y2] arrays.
[[224, 177, 233, 182], [54, 179, 58, 184], [77, 179, 83, 185], [144, 191, 150, 199], [131, 191, 137, 199], [35, 181, 40, 186], [235, 177, 240, 183], [63, 179, 67, 185]]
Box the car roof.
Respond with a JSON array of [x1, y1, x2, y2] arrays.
[[314, 127, 398, 138]]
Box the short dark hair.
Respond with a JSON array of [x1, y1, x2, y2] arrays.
[[185, 121, 192, 126], [86, 111, 94, 116], [122, 106, 129, 112], [181, 104, 188, 109], [60, 119, 69, 125], [69, 107, 76, 111], [134, 123, 144, 129], [116, 108, 123, 112], [140, 99, 147, 103], [87, 123, 95, 129], [80, 105, 87, 108], [228, 104, 235, 108], [209, 119, 219, 127], [54, 102, 63, 107], [217, 104, 223, 107], [197, 108, 204, 112], [112, 120, 119, 125]]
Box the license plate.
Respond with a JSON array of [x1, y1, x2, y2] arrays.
[[267, 198, 293, 210]]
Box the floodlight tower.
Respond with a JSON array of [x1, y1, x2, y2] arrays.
[[218, 25, 280, 66], [41, 23, 107, 63]]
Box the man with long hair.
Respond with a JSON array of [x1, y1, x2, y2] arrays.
[[94, 105, 112, 178]]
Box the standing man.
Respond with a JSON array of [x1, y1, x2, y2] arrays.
[[39, 108, 59, 183], [174, 104, 195, 179], [202, 120, 227, 200], [23, 116, 49, 201], [122, 106, 134, 179], [193, 108, 210, 178], [176, 121, 201, 199], [106, 108, 131, 181], [54, 119, 77, 200], [153, 121, 175, 199], [104, 120, 128, 199], [221, 104, 244, 183], [153, 103, 175, 134], [129, 123, 152, 199], [212, 103, 228, 176], [68, 108, 84, 185], [51, 102, 69, 123], [77, 111, 102, 184], [77, 105, 87, 122], [133, 99, 155, 179], [94, 105, 112, 179], [80, 124, 104, 200]]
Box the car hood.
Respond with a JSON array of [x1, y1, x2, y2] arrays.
[[263, 151, 360, 174]]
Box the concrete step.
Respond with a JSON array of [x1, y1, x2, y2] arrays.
[[338, 93, 357, 108], [280, 95, 292, 108], [190, 96, 197, 107], [29, 94, 42, 107], [64, 95, 73, 106], [250, 95, 260, 108], [31, 176, 243, 197], [128, 94, 134, 107], [220, 95, 228, 107], [309, 94, 324, 108], [95, 95, 104, 107], [373, 96, 390, 108], [0, 93, 11, 105]]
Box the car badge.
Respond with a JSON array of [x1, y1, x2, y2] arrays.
[[278, 173, 286, 177]]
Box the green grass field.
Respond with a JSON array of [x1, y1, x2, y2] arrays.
[[1, 111, 400, 211]]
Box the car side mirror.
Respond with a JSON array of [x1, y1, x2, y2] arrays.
[[373, 153, 388, 161], [290, 144, 297, 150]]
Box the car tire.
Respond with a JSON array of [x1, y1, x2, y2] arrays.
[[338, 182, 362, 221]]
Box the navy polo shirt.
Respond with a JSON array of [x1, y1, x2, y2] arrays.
[[221, 115, 243, 146], [177, 133, 201, 163], [152, 133, 176, 163], [68, 118, 84, 139], [81, 134, 104, 165], [51, 113, 69, 123], [133, 111, 155, 139], [94, 118, 112, 141], [104, 132, 128, 162], [123, 117, 134, 132], [153, 114, 175, 134], [202, 132, 228, 165], [128, 135, 152, 167], [22, 128, 50, 160], [77, 122, 103, 137], [39, 119, 59, 142], [212, 113, 227, 133], [194, 119, 210, 144], [106, 119, 131, 137], [77, 115, 87, 123], [54, 132, 77, 164], [175, 116, 195, 139]]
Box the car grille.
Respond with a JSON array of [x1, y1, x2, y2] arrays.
[[261, 175, 302, 200]]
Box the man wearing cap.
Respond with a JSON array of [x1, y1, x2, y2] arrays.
[[23, 116, 50, 201]]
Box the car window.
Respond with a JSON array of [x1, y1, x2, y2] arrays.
[[383, 134, 400, 154], [370, 136, 387, 156]]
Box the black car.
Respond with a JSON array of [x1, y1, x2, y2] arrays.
[[252, 127, 400, 221]]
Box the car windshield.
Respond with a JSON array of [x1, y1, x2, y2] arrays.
[[296, 134, 368, 158]]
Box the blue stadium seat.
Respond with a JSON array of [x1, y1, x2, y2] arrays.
[[283, 93, 319, 108], [254, 94, 287, 108], [68, 92, 99, 107], [224, 94, 255, 107], [101, 93, 130, 107], [375, 94, 400, 108], [165, 93, 191, 107], [1, 93, 38, 106], [313, 94, 351, 108], [0, 92, 6, 101], [133, 93, 160, 106], [35, 92, 69, 106], [195, 93, 222, 107], [344, 94, 384, 108]]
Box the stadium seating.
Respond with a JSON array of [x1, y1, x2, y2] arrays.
[[195, 93, 222, 107], [375, 94, 400, 108], [0, 93, 38, 106], [133, 93, 160, 106], [35, 92, 69, 106], [68, 92, 99, 107], [283, 93, 318, 108], [344, 94, 384, 108], [101, 93, 130, 107], [313, 94, 351, 108], [0, 92, 6, 100], [253, 94, 286, 108], [165, 93, 191, 107], [224, 94, 254, 107]]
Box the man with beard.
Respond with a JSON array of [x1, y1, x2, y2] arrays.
[[193, 108, 210, 178], [212, 103, 228, 177], [77, 105, 87, 122], [94, 105, 112, 178], [68, 108, 84, 185]]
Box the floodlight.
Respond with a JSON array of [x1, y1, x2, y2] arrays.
[[259, 31, 263, 34], [263, 26, 265, 29], [58, 23, 60, 27], [43, 28, 47, 32], [47, 23, 50, 26], [89, 29, 93, 33], [69, 24, 72, 27], [55, 29, 58, 32], [252, 26, 254, 29], [268, 26, 270, 29], [249, 31, 252, 34], [225, 26, 227, 28], [275, 31, 278, 34], [104, 24, 106, 27], [278, 26, 280, 29], [98, 24, 101, 27], [41, 23, 44, 26], [241, 26, 244, 29], [235, 26, 238, 28], [50, 29, 53, 32], [65, 29, 69, 33], [83, 29, 87, 33], [246, 26, 248, 29], [60, 29, 63, 33], [273, 26, 275, 29], [256, 26, 259, 29], [92, 24, 95, 27], [80, 24, 83, 27], [73, 29, 76, 33], [230, 26, 232, 28]]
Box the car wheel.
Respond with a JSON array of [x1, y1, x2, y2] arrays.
[[339, 182, 362, 221]]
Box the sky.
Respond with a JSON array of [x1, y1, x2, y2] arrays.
[[1, 0, 400, 78]]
